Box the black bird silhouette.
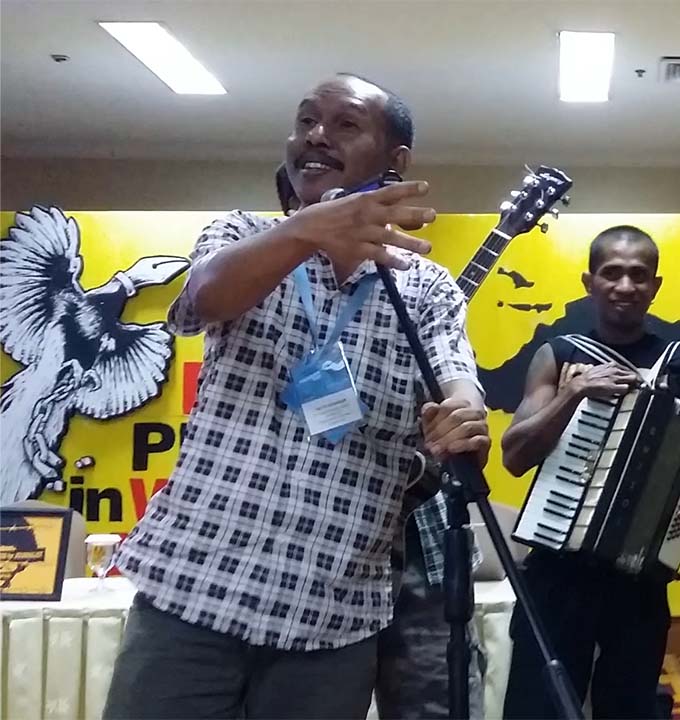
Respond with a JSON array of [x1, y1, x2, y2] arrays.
[[497, 267, 535, 289]]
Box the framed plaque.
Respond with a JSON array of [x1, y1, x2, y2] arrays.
[[0, 508, 71, 601]]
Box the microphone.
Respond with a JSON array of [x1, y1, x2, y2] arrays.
[[319, 170, 403, 203], [320, 187, 347, 202]]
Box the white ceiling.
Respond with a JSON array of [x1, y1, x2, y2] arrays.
[[1, 0, 679, 166]]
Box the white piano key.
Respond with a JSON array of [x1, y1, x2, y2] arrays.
[[568, 525, 589, 550]]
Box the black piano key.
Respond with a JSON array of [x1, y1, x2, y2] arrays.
[[593, 398, 618, 407], [565, 449, 590, 461], [551, 489, 578, 502], [547, 497, 577, 512], [545, 507, 574, 520], [558, 464, 582, 476], [537, 522, 568, 536], [573, 433, 601, 447], [569, 442, 594, 454], [556, 474, 586, 486], [582, 409, 612, 422], [578, 417, 609, 431], [534, 531, 565, 546], [535, 532, 566, 545]]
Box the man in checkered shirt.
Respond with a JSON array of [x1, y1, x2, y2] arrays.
[[104, 73, 489, 720], [275, 162, 486, 719]]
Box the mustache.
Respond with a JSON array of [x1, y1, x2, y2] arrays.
[[295, 152, 344, 171]]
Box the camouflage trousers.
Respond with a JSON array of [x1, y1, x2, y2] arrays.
[[374, 517, 485, 719]]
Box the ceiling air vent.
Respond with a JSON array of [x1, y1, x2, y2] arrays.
[[659, 56, 680, 83]]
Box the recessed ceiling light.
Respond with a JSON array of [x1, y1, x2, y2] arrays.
[[99, 21, 226, 95], [559, 31, 615, 103]]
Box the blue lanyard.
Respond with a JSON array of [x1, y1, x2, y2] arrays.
[[292, 264, 377, 352]]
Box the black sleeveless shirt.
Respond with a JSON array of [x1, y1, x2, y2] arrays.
[[548, 331, 673, 374]]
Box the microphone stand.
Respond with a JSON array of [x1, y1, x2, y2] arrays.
[[320, 174, 582, 719], [375, 264, 583, 720]]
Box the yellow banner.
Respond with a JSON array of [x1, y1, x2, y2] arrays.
[[2, 209, 679, 607]]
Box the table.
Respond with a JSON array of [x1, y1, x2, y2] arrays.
[[1, 578, 135, 720], [1, 577, 515, 720]]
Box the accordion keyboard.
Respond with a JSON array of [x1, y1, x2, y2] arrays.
[[513, 393, 638, 550]]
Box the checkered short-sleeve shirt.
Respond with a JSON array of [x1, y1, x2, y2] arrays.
[[117, 210, 480, 650]]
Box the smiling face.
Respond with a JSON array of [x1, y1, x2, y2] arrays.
[[582, 238, 662, 335], [285, 76, 410, 207]]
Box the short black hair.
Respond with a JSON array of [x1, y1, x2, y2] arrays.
[[589, 225, 659, 273], [336, 73, 414, 149]]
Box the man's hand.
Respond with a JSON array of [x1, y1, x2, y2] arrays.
[[286, 181, 434, 271], [561, 361, 639, 400], [421, 398, 490, 466]]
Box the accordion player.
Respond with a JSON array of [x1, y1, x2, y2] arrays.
[[513, 334, 680, 575]]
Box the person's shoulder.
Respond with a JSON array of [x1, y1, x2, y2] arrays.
[[646, 332, 680, 369], [646, 331, 677, 354], [543, 334, 574, 359], [531, 341, 559, 366], [406, 254, 459, 291], [189, 211, 282, 257], [409, 253, 448, 275], [546, 334, 574, 351]]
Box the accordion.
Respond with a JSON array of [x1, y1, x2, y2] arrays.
[[513, 336, 680, 576]]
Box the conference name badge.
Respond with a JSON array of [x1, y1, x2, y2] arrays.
[[288, 341, 363, 440]]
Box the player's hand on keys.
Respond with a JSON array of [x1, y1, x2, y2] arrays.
[[567, 362, 639, 399]]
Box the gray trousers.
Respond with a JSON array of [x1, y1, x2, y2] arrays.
[[375, 518, 485, 719], [103, 593, 377, 720]]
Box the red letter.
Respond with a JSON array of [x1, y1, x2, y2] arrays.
[[183, 362, 202, 415], [130, 478, 168, 520]]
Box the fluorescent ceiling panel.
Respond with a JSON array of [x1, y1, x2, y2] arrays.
[[559, 31, 615, 102], [99, 21, 226, 95]]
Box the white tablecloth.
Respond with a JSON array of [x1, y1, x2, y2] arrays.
[[474, 579, 516, 718], [0, 578, 135, 720], [0, 577, 515, 720]]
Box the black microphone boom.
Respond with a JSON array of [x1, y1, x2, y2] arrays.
[[322, 173, 583, 720]]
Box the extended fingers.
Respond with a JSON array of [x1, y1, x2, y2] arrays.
[[370, 180, 430, 204], [362, 225, 431, 256], [360, 198, 434, 237], [383, 204, 436, 231], [368, 246, 411, 271], [600, 363, 639, 383]]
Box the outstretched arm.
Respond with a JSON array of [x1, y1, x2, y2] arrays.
[[190, 182, 433, 324]]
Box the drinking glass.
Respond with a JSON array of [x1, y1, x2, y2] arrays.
[[85, 534, 121, 592]]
